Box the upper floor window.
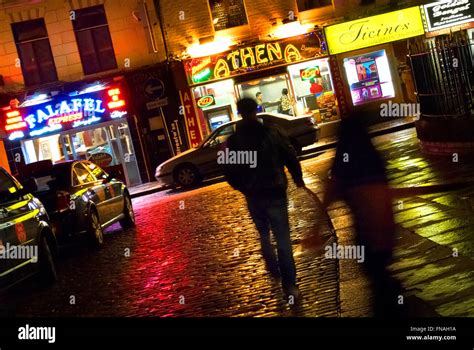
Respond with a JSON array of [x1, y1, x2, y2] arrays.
[[297, 0, 332, 11], [72, 5, 117, 75], [209, 0, 248, 31], [11, 18, 58, 87]]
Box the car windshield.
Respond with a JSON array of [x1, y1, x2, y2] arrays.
[[201, 123, 236, 147], [0, 171, 20, 205]]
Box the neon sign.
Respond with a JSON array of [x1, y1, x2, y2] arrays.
[[47, 112, 84, 126], [5, 110, 27, 131], [3, 86, 128, 140], [23, 98, 106, 130], [300, 66, 321, 80], [185, 30, 327, 85], [196, 95, 216, 108]]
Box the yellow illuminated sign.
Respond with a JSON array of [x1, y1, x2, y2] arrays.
[[325, 7, 425, 55]]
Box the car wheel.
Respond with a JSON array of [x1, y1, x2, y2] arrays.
[[88, 209, 104, 248], [174, 164, 200, 187], [119, 194, 135, 229], [37, 234, 57, 286]]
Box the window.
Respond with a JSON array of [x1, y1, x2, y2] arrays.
[[0, 170, 20, 204], [73, 163, 95, 185], [297, 0, 332, 11], [207, 124, 235, 147], [11, 19, 58, 87], [84, 161, 108, 181], [72, 5, 117, 75], [209, 0, 248, 31]]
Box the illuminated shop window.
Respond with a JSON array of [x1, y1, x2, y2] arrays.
[[236, 74, 294, 115], [297, 0, 332, 11], [288, 58, 339, 123], [11, 18, 58, 87], [209, 0, 248, 31], [193, 80, 238, 133], [343, 50, 395, 106]]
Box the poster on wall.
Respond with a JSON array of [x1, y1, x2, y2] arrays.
[[343, 50, 395, 106]]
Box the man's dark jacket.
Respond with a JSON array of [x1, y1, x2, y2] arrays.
[[223, 119, 303, 198]]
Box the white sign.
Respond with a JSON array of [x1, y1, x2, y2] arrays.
[[146, 97, 169, 110]]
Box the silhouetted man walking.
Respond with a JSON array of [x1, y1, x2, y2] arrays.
[[223, 98, 305, 300]]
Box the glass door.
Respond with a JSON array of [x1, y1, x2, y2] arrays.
[[61, 121, 141, 186]]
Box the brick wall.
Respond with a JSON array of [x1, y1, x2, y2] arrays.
[[0, 0, 166, 93], [157, 0, 406, 58]]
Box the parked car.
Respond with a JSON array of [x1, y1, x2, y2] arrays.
[[155, 112, 319, 188], [0, 167, 57, 290], [18, 160, 135, 248]]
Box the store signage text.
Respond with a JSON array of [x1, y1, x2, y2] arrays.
[[212, 43, 302, 80], [185, 30, 327, 85], [196, 95, 216, 108], [3, 87, 128, 141], [423, 0, 473, 32], [325, 7, 425, 54], [180, 90, 203, 148], [24, 98, 106, 130]]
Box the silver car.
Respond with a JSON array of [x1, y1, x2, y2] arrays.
[[155, 112, 319, 188]]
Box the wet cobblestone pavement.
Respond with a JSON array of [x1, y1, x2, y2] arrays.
[[3, 127, 474, 317], [4, 172, 339, 317]]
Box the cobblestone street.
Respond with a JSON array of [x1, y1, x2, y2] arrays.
[[3, 170, 339, 317], [3, 128, 474, 317]]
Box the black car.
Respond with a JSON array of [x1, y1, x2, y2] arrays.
[[19, 160, 135, 248], [0, 167, 57, 290]]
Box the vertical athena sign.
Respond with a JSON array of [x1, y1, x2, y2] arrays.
[[325, 7, 425, 55]]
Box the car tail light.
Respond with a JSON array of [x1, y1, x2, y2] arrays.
[[56, 191, 71, 212]]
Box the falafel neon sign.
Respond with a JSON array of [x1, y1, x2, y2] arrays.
[[24, 98, 106, 130]]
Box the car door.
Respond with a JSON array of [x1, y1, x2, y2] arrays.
[[0, 169, 41, 284], [72, 162, 110, 225], [198, 123, 236, 176], [85, 161, 124, 222]]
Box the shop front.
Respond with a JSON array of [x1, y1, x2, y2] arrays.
[[179, 30, 341, 141], [407, 0, 474, 153], [1, 80, 142, 186], [324, 6, 426, 123]]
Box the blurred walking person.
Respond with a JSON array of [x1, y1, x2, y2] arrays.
[[223, 98, 305, 301], [322, 113, 401, 317]]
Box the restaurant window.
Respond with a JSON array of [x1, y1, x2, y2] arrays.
[[209, 0, 248, 31], [72, 5, 117, 75], [236, 74, 294, 115], [11, 19, 58, 87], [288, 58, 339, 123], [193, 80, 238, 134], [296, 0, 332, 11]]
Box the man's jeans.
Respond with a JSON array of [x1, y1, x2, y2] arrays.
[[246, 195, 297, 288]]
